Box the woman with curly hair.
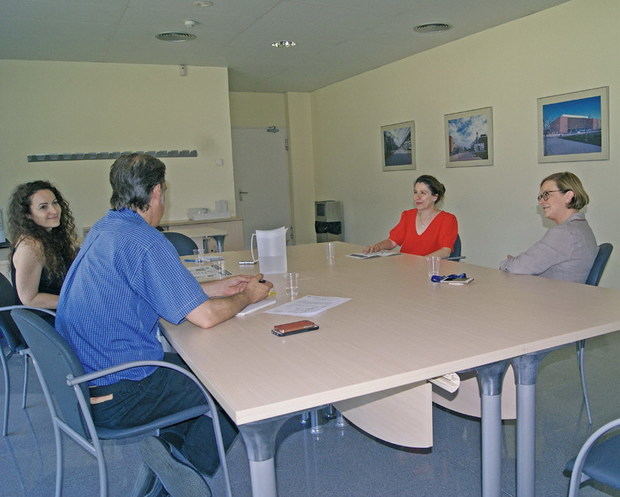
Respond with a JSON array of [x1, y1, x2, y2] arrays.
[[8, 180, 77, 311]]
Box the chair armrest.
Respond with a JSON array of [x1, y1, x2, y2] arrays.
[[66, 360, 215, 414], [0, 305, 56, 316]]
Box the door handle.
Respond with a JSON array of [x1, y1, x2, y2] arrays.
[[239, 191, 249, 201]]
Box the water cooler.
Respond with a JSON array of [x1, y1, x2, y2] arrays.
[[315, 200, 343, 242]]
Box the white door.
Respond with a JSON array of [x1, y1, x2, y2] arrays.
[[232, 127, 293, 248]]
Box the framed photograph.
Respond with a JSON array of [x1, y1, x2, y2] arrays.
[[381, 121, 415, 171], [445, 107, 493, 167], [538, 86, 609, 163]]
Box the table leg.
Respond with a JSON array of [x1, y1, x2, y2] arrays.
[[475, 361, 509, 497], [209, 235, 226, 252], [511, 351, 550, 497], [238, 415, 290, 497]]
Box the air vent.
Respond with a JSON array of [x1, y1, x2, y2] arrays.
[[414, 23, 452, 33], [156, 32, 197, 42]]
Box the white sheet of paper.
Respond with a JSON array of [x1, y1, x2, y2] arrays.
[[236, 298, 277, 317], [265, 295, 351, 317]]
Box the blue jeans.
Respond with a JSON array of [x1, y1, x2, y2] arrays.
[[90, 353, 237, 475]]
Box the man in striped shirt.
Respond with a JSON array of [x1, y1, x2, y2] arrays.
[[57, 153, 272, 497]]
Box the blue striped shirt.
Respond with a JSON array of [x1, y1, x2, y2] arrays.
[[56, 209, 208, 386]]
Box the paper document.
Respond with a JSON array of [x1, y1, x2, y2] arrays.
[[237, 298, 277, 317], [188, 264, 232, 281], [265, 295, 351, 317], [428, 373, 460, 393], [347, 250, 401, 259]]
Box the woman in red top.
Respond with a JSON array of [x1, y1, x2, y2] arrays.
[[365, 175, 458, 257]]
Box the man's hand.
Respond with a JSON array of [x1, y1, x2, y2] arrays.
[[202, 275, 252, 297], [188, 274, 273, 329], [243, 274, 273, 304]]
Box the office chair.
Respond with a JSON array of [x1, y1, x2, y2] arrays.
[[565, 417, 620, 496], [0, 275, 44, 436], [577, 243, 613, 424], [450, 234, 462, 259], [162, 231, 198, 256], [10, 308, 232, 497]]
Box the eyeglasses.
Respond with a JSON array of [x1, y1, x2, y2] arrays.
[[537, 190, 563, 202]]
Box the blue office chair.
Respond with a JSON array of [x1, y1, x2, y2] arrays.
[[565, 417, 620, 496], [10, 308, 232, 497], [0, 275, 43, 436], [450, 234, 462, 259], [162, 231, 198, 256], [577, 243, 613, 424]]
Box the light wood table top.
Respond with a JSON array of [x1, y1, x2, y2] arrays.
[[162, 242, 620, 426], [166, 226, 227, 238]]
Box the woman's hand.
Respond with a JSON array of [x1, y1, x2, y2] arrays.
[[364, 239, 396, 254]]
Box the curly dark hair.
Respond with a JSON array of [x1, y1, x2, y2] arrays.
[[8, 180, 77, 281]]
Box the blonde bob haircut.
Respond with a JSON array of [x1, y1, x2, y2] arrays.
[[540, 171, 589, 210]]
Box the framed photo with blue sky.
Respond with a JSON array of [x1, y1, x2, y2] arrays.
[[381, 121, 415, 171], [538, 86, 609, 163], [444, 107, 493, 167]]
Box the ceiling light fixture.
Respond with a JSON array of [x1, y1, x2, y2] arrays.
[[271, 40, 296, 48], [414, 23, 452, 33], [193, 1, 214, 7], [156, 32, 197, 42]]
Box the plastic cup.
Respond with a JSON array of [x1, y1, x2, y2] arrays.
[[426, 256, 441, 280], [285, 272, 299, 298], [326, 242, 336, 264], [193, 248, 205, 265]]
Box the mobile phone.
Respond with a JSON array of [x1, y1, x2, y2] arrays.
[[272, 320, 319, 337], [238, 260, 258, 265]]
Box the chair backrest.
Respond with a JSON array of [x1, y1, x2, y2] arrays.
[[0, 273, 25, 352], [585, 243, 613, 287], [11, 308, 90, 438], [163, 231, 198, 256], [450, 234, 462, 259]]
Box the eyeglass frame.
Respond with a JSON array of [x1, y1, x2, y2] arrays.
[[537, 189, 566, 202]]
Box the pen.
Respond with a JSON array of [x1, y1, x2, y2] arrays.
[[442, 256, 466, 261]]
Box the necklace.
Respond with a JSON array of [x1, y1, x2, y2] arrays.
[[417, 210, 438, 228]]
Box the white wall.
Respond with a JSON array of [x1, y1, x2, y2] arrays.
[[311, 0, 620, 288], [0, 60, 235, 235], [229, 91, 317, 244], [229, 92, 287, 128]]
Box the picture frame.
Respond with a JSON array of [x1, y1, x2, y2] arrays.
[[445, 107, 493, 167], [381, 121, 415, 171], [538, 86, 609, 163]]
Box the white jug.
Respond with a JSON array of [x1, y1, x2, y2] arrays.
[[250, 227, 288, 274]]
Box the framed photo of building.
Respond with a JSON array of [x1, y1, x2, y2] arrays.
[[444, 107, 493, 167], [381, 121, 415, 171], [538, 86, 609, 163]]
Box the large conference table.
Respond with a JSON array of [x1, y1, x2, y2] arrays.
[[162, 242, 620, 497]]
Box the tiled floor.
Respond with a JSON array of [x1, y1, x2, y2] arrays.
[[2, 332, 619, 497]]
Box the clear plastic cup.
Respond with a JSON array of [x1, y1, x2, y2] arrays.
[[426, 256, 441, 280], [285, 272, 299, 298], [326, 242, 336, 264]]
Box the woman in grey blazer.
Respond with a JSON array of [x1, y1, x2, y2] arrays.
[[500, 172, 597, 283]]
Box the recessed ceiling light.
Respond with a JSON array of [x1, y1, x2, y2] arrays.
[[156, 32, 197, 42], [271, 40, 296, 48], [414, 23, 452, 33], [193, 1, 213, 7]]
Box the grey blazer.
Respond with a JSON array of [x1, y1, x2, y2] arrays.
[[499, 212, 597, 283]]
